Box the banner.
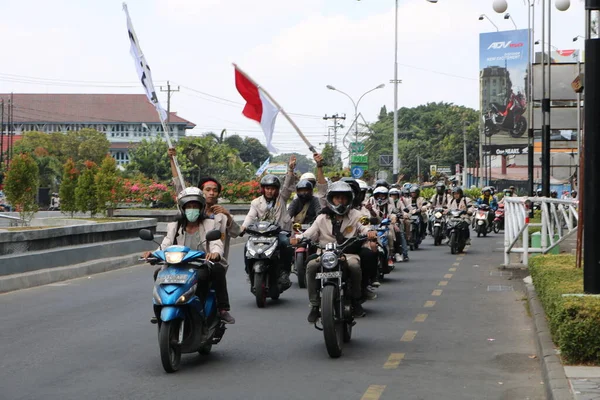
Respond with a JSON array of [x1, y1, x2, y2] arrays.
[[255, 157, 270, 176], [480, 29, 530, 152]]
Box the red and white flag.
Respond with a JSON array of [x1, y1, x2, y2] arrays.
[[234, 67, 279, 153]]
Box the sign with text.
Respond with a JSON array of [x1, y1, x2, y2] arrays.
[[350, 155, 368, 164]]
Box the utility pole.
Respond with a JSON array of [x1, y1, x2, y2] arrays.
[[7, 95, 12, 166], [0, 100, 4, 167], [417, 154, 421, 184], [160, 80, 180, 125], [323, 114, 345, 155]]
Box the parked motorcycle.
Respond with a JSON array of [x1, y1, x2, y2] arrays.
[[483, 91, 527, 138], [139, 228, 226, 373], [243, 221, 289, 307], [308, 235, 367, 358], [446, 209, 468, 255], [493, 204, 505, 233], [292, 223, 313, 289], [474, 204, 492, 237], [431, 207, 447, 246]]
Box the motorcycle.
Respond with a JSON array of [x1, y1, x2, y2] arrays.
[[474, 204, 492, 237], [493, 204, 505, 233], [446, 209, 468, 255], [431, 207, 447, 246], [483, 91, 528, 138], [243, 221, 290, 308], [138, 228, 226, 373], [292, 222, 314, 289], [307, 235, 367, 358], [361, 216, 394, 280], [405, 208, 423, 250]]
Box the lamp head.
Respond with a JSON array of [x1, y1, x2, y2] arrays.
[[376, 84, 385, 89], [326, 85, 336, 90], [478, 14, 484, 20], [555, 0, 570, 12], [504, 13, 510, 20], [492, 0, 508, 14]]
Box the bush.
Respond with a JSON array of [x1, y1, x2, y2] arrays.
[[530, 255, 600, 364], [95, 155, 119, 216], [222, 180, 261, 203], [4, 153, 39, 224]]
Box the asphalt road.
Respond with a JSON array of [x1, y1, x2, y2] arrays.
[[0, 232, 544, 400]]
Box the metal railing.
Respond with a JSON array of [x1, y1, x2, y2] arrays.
[[0, 213, 26, 227], [504, 196, 578, 266]]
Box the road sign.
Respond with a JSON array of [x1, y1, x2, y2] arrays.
[[430, 165, 437, 174], [350, 155, 368, 164], [351, 166, 364, 179], [379, 155, 393, 167], [437, 166, 452, 174], [350, 142, 365, 153], [265, 164, 287, 175]]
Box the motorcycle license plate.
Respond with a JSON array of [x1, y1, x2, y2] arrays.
[[316, 271, 341, 279], [156, 274, 188, 284]]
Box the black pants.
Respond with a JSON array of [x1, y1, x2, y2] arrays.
[[359, 247, 379, 288], [154, 264, 231, 311]]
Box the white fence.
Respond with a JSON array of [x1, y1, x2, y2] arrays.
[[503, 197, 579, 266]]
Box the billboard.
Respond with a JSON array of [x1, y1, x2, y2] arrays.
[[480, 29, 531, 150]]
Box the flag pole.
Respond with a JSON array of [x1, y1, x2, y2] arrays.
[[233, 63, 317, 154], [123, 2, 185, 191]]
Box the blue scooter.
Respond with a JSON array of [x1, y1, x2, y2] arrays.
[[139, 228, 226, 373]]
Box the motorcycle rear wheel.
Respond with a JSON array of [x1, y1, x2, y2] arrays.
[[343, 320, 353, 343], [322, 285, 343, 358], [158, 320, 182, 373], [254, 272, 267, 308], [450, 232, 457, 255], [493, 221, 500, 234], [295, 253, 307, 289], [433, 226, 441, 246]]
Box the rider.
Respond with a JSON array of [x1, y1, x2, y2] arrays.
[[197, 176, 241, 262], [366, 186, 399, 264], [242, 156, 297, 288], [288, 179, 322, 225], [477, 186, 498, 227], [448, 186, 473, 246], [143, 187, 235, 324], [388, 187, 409, 262], [400, 185, 427, 240], [429, 181, 451, 234], [291, 181, 377, 323], [499, 188, 513, 205]]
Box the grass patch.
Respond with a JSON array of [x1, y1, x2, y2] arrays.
[[530, 254, 600, 365]]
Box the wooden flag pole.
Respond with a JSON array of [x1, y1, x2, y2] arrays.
[[233, 63, 317, 154]]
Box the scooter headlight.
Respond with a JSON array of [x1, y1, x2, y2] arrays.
[[176, 284, 197, 304], [165, 251, 185, 264], [434, 212, 443, 219], [321, 251, 338, 270]]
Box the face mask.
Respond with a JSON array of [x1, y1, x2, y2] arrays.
[[185, 209, 200, 223]]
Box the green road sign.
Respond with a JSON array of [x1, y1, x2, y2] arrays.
[[350, 155, 368, 164], [350, 142, 365, 153]]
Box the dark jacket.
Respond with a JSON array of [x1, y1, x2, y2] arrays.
[[287, 196, 322, 224]]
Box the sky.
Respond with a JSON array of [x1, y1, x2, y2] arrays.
[[0, 0, 586, 159]]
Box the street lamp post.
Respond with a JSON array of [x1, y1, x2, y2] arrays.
[[479, 14, 500, 31], [504, 13, 518, 29], [463, 122, 469, 187]]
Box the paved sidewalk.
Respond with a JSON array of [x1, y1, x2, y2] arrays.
[[566, 367, 600, 400]]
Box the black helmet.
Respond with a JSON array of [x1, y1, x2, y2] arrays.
[[409, 185, 421, 196], [260, 174, 281, 189], [435, 181, 446, 194], [326, 181, 354, 215], [452, 186, 463, 196], [340, 177, 361, 208], [375, 179, 390, 189], [571, 190, 578, 198], [296, 179, 314, 200]]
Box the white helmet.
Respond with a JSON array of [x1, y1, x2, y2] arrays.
[[177, 187, 206, 211], [356, 179, 369, 192], [389, 188, 401, 197], [300, 172, 316, 182], [373, 186, 389, 206]]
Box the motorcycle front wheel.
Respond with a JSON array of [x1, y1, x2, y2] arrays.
[[433, 226, 441, 246], [295, 253, 307, 289], [321, 285, 343, 358], [493, 221, 500, 233], [159, 320, 182, 373], [254, 272, 267, 308], [450, 232, 457, 255]]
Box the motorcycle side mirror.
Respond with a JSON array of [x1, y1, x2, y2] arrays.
[[205, 229, 222, 242], [403, 208, 409, 213], [139, 229, 154, 241]]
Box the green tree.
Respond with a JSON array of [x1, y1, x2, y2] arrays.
[[224, 134, 271, 168], [319, 144, 342, 174], [12, 132, 65, 190], [95, 155, 119, 216], [223, 133, 244, 150], [62, 128, 110, 166], [59, 158, 79, 217], [75, 161, 99, 216], [4, 153, 39, 224], [127, 137, 171, 181], [365, 102, 479, 182], [272, 152, 315, 173]]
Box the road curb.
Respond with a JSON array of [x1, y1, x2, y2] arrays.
[[526, 282, 574, 400], [0, 253, 143, 294]]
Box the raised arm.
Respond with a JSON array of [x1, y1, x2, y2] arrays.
[[280, 155, 297, 202]]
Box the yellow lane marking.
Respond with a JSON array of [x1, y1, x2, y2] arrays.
[[361, 385, 386, 400], [432, 289, 443, 296], [449, 267, 457, 272], [457, 257, 464, 261], [401, 330, 418, 341], [452, 262, 460, 267], [414, 313, 428, 322], [444, 274, 453, 279], [439, 281, 448, 286], [383, 353, 405, 369], [424, 300, 436, 307]]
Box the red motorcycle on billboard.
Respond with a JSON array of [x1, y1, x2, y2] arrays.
[[483, 90, 527, 138]]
